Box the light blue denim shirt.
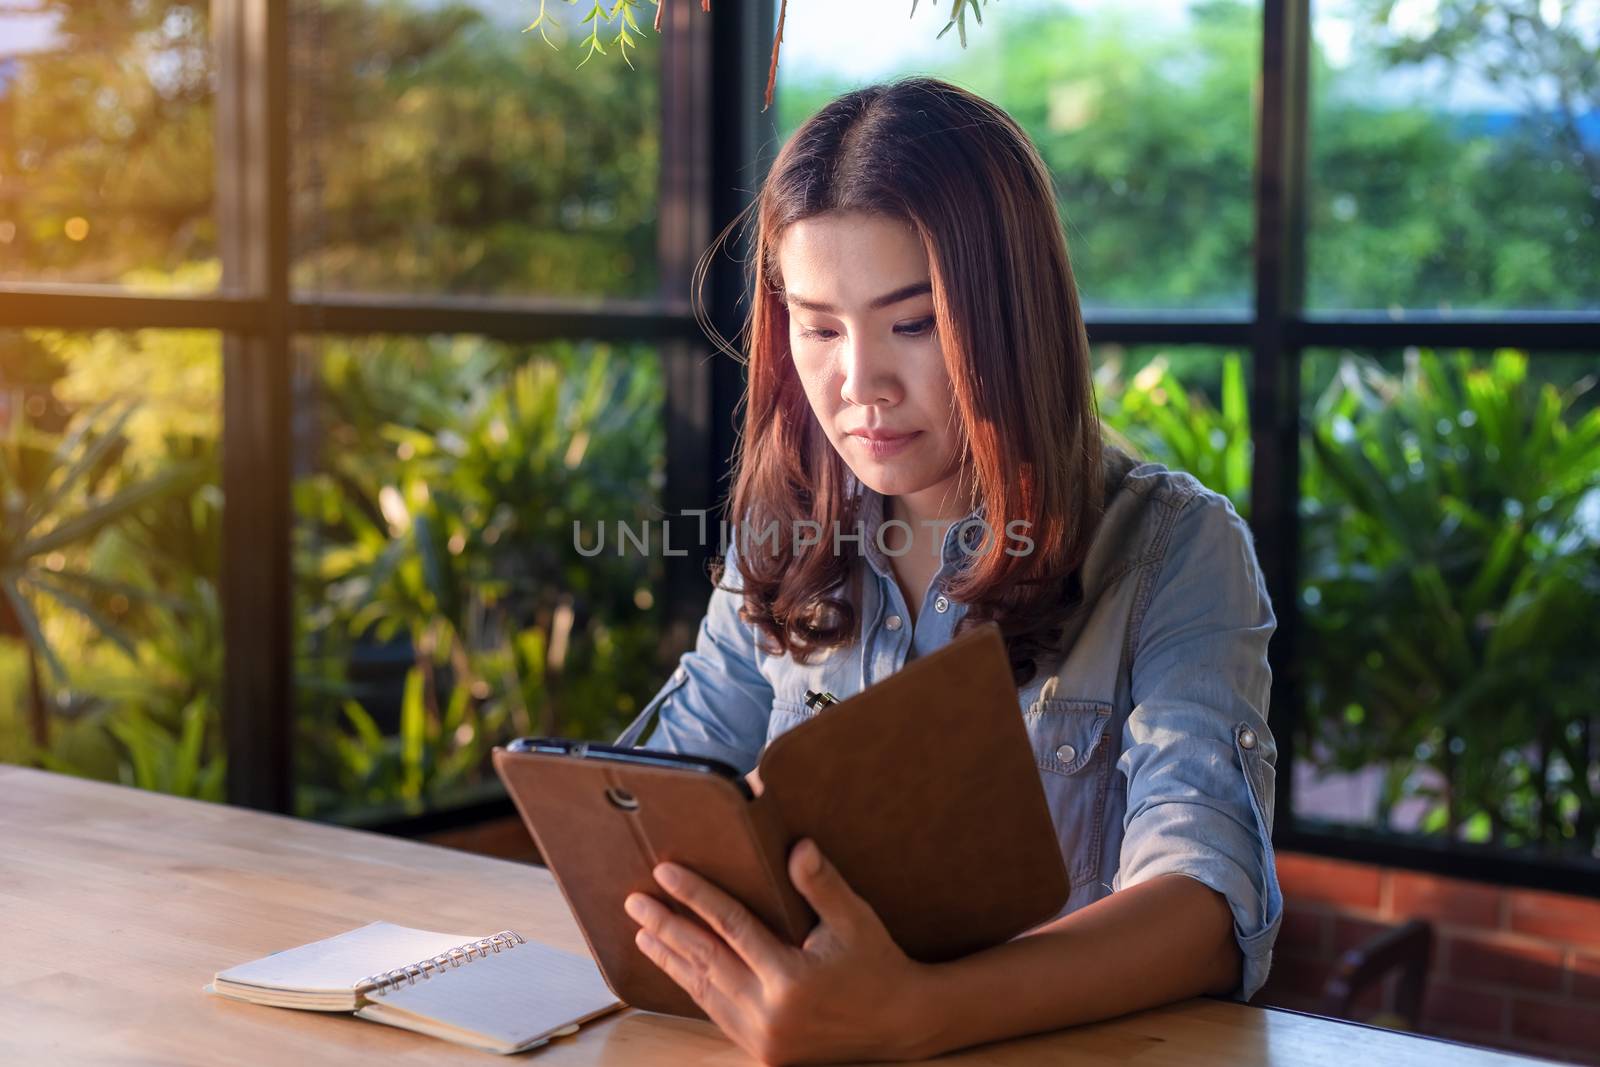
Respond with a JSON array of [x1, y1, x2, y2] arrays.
[[618, 453, 1283, 1000]]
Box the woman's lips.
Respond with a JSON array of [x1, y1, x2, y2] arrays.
[[847, 430, 922, 459]]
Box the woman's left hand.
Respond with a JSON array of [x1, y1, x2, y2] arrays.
[[623, 838, 932, 1065]]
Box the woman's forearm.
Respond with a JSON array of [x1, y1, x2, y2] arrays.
[[890, 873, 1241, 1061]]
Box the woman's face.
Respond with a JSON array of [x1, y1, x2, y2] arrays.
[[776, 210, 964, 503]]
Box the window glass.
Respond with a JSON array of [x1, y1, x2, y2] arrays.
[[0, 4, 217, 291], [1309, 1, 1600, 311], [1095, 344, 1254, 514], [0, 328, 224, 797], [1296, 346, 1600, 861], [292, 334, 668, 822], [289, 1, 662, 299]]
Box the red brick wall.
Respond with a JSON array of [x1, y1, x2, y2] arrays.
[[1259, 852, 1600, 1065]]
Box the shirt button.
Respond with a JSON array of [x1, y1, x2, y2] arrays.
[[673, 667, 687, 683], [884, 614, 903, 631], [1055, 743, 1077, 764], [1239, 727, 1257, 750], [933, 595, 950, 614]]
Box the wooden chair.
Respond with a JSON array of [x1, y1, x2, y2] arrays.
[[1320, 918, 1434, 1030]]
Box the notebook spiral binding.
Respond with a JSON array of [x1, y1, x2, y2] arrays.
[[355, 930, 527, 998]]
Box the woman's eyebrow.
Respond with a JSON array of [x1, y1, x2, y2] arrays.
[[784, 280, 932, 314]]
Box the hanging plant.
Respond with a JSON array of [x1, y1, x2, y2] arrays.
[[525, 0, 996, 110]]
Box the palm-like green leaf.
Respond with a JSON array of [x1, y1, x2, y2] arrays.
[[17, 460, 207, 561], [21, 400, 139, 536]]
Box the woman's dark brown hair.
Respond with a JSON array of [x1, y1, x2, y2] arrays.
[[701, 76, 1104, 686]]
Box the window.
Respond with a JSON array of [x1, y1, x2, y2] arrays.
[[293, 334, 666, 822], [0, 328, 223, 796], [1309, 0, 1599, 312], [2, 0, 1593, 886], [0, 1, 751, 827], [1279, 0, 1600, 885], [1296, 347, 1599, 863], [288, 1, 663, 298], [0, 3, 217, 291]]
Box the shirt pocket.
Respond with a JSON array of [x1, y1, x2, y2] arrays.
[[1024, 698, 1115, 888]]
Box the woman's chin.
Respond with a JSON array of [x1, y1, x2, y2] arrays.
[[841, 462, 936, 498]]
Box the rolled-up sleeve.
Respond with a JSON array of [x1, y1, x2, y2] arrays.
[[1114, 492, 1283, 1001], [615, 539, 774, 773]]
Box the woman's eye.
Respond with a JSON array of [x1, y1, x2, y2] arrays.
[[796, 318, 935, 341]]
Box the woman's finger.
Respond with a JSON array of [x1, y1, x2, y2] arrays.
[[652, 862, 796, 980], [625, 891, 756, 1002], [788, 839, 880, 944], [633, 926, 750, 1030]]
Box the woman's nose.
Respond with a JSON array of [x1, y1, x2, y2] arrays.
[[839, 338, 902, 407]]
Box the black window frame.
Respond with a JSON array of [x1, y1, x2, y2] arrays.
[[1, 0, 1595, 894]]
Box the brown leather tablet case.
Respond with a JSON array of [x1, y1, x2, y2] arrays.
[[491, 621, 1069, 1019]]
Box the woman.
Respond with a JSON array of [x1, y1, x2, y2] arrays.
[[615, 76, 1281, 1064]]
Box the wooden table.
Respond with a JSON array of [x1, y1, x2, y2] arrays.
[[0, 765, 1549, 1066]]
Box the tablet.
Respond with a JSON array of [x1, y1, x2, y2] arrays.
[[492, 622, 1070, 1020], [492, 738, 811, 1018]]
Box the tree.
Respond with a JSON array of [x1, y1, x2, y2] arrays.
[[0, 1, 213, 286]]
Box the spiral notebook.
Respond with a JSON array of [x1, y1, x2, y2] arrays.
[[204, 921, 623, 1055]]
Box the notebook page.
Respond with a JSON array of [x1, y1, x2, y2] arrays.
[[216, 921, 482, 994], [361, 939, 620, 1049]]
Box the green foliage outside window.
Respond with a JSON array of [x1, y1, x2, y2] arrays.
[[290, 0, 663, 297], [1300, 351, 1599, 854], [292, 336, 668, 820], [0, 325, 224, 799], [1095, 348, 1254, 513]]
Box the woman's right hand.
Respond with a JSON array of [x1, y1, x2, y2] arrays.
[[745, 766, 764, 796]]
